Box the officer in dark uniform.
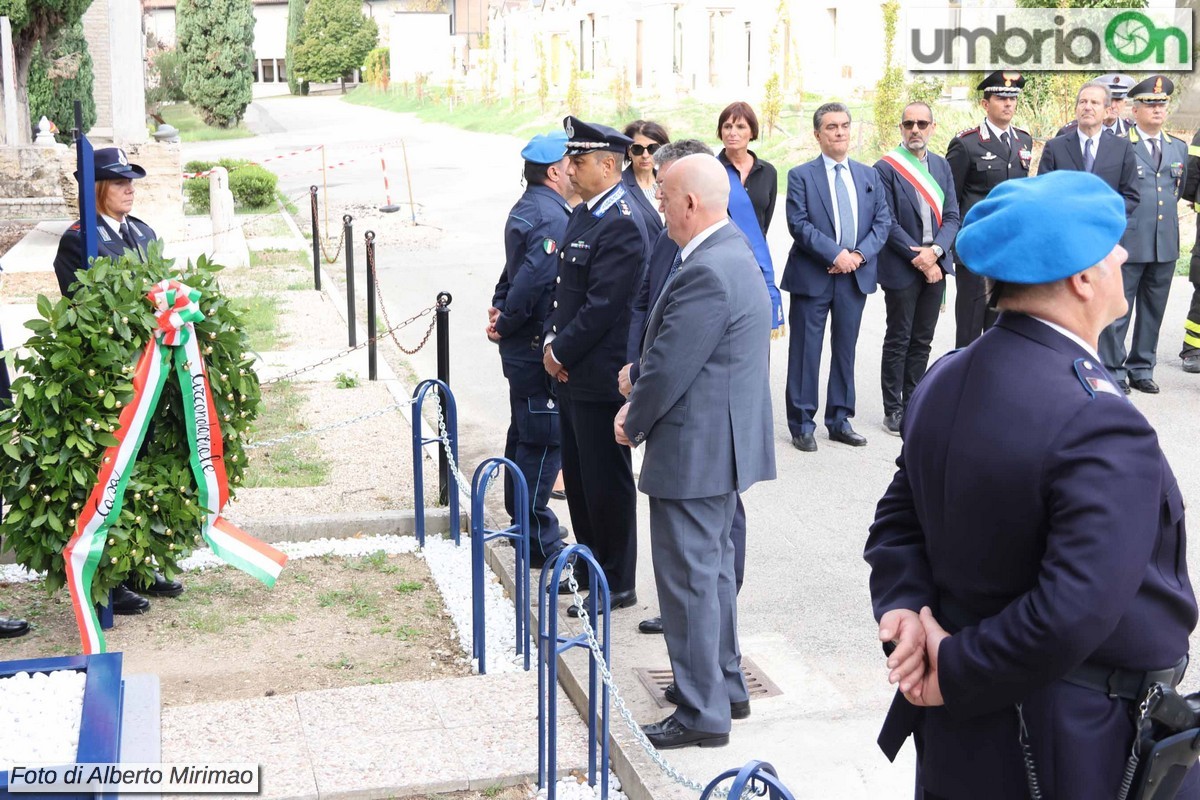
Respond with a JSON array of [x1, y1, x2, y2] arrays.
[[945, 71, 1033, 347], [1179, 125, 1200, 375], [52, 146, 181, 615], [1056, 73, 1134, 137], [54, 147, 158, 299], [543, 116, 648, 615], [488, 131, 573, 566], [866, 171, 1198, 799], [0, 285, 30, 638]]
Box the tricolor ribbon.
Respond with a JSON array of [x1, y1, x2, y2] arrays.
[[63, 280, 286, 653]]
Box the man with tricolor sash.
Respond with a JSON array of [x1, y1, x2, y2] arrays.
[[873, 102, 960, 437]]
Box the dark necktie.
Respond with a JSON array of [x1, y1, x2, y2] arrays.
[[999, 130, 1011, 160], [119, 222, 137, 251], [1150, 137, 1162, 171], [834, 163, 856, 250], [1103, 126, 1115, 137], [670, 250, 683, 274], [1083, 138, 1095, 173]]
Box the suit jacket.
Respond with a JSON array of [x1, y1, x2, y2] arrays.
[[780, 156, 892, 297], [623, 223, 775, 499], [1056, 118, 1134, 138], [946, 122, 1033, 219], [873, 151, 961, 291], [621, 167, 664, 240], [865, 313, 1196, 799], [545, 182, 648, 403], [626, 227, 678, 370], [1036, 131, 1139, 219], [1121, 128, 1188, 263], [53, 214, 157, 298]]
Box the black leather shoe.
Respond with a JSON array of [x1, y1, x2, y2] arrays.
[[642, 714, 729, 750], [530, 546, 565, 570], [883, 411, 902, 436], [791, 433, 817, 452], [1130, 378, 1160, 394], [126, 572, 184, 598], [1184, 356, 1200, 374], [638, 616, 663, 634], [111, 585, 151, 615], [567, 589, 636, 617], [829, 426, 867, 447], [0, 616, 30, 639], [558, 576, 588, 595], [1117, 379, 1131, 395], [664, 682, 750, 719], [550, 489, 567, 500]]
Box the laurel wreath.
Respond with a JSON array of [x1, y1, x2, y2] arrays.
[[0, 243, 261, 603]]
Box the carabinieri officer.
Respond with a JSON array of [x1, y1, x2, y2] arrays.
[[543, 116, 648, 616], [488, 131, 573, 566]]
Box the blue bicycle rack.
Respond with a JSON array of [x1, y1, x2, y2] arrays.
[[411, 379, 460, 546], [538, 545, 611, 800], [471, 457, 531, 674], [700, 760, 796, 800]]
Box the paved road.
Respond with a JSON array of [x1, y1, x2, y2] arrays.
[[190, 94, 1200, 797]]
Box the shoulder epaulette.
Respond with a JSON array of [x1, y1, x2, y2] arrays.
[[1012, 125, 1031, 137], [1073, 357, 1122, 399], [956, 126, 979, 138]]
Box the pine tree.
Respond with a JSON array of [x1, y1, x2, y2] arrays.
[[291, 0, 378, 91], [177, 0, 255, 127], [285, 0, 307, 95], [27, 20, 95, 143]]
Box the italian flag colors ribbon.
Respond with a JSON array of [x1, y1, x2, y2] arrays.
[[881, 145, 945, 226], [63, 280, 287, 653]]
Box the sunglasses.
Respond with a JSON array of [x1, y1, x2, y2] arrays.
[[630, 143, 662, 156], [901, 120, 932, 131]]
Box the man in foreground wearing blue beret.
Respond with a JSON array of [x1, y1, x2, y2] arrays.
[[865, 171, 1197, 799], [488, 131, 574, 567]]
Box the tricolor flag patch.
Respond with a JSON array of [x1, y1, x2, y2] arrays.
[[1086, 376, 1120, 396], [543, 238, 558, 254]]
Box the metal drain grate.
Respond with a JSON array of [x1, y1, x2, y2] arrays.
[[634, 656, 782, 709]]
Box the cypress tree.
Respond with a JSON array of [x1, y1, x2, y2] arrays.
[[27, 20, 95, 143], [285, 0, 307, 95], [177, 0, 255, 127]]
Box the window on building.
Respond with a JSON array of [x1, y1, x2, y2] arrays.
[[277, 59, 287, 82], [251, 60, 260, 82], [262, 59, 276, 83]]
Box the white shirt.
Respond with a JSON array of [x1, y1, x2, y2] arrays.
[[1134, 126, 1162, 161], [821, 154, 858, 247], [101, 212, 126, 235], [1076, 129, 1101, 164], [1030, 315, 1101, 362], [680, 219, 729, 263], [984, 118, 1013, 143]]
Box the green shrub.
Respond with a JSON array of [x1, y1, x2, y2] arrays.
[[178, 0, 255, 127], [364, 47, 389, 89], [229, 165, 278, 209], [27, 21, 95, 143], [184, 177, 211, 212]]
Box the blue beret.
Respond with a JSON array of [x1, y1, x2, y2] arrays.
[[956, 171, 1125, 284], [521, 131, 568, 165]]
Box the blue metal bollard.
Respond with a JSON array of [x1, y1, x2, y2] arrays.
[[700, 760, 796, 800], [538, 545, 611, 799], [470, 457, 531, 675], [411, 379, 460, 547]]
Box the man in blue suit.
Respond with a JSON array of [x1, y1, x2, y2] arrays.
[[866, 171, 1197, 799], [781, 102, 892, 452], [873, 102, 960, 436]]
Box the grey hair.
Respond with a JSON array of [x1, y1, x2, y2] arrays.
[[814, 102, 851, 130], [1078, 81, 1112, 105], [653, 138, 713, 168]]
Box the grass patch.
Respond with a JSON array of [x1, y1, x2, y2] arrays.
[[159, 103, 255, 142], [234, 294, 281, 351], [350, 550, 397, 573], [394, 580, 423, 594], [249, 248, 309, 269], [316, 587, 381, 619], [240, 213, 292, 239], [244, 381, 331, 488]]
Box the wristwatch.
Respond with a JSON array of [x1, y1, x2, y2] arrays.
[[931, 244, 945, 258]]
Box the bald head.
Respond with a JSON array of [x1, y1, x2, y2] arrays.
[[659, 154, 730, 247]]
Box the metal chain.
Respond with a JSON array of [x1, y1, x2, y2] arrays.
[[244, 399, 415, 450], [372, 265, 437, 354], [559, 562, 727, 798], [259, 305, 435, 386], [319, 227, 346, 263], [432, 392, 475, 497]]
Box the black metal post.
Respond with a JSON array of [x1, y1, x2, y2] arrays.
[[309, 185, 321, 291], [343, 214, 355, 347], [436, 291, 452, 504], [365, 232, 378, 381]]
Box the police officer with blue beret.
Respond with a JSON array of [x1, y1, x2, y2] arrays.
[[543, 116, 649, 615], [488, 131, 574, 566], [866, 171, 1198, 799]]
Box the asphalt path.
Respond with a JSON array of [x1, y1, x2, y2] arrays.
[[188, 94, 1200, 796]]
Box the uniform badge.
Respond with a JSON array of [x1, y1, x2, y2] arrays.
[[981, 151, 997, 160], [98, 227, 111, 242], [543, 238, 558, 254], [1172, 162, 1184, 179], [546, 399, 555, 409], [1018, 147, 1032, 170], [1086, 376, 1120, 396]]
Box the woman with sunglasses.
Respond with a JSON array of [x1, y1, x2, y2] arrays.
[[621, 119, 669, 236], [717, 102, 785, 336]]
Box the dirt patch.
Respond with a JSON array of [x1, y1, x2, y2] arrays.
[[0, 551, 470, 706], [0, 271, 60, 304], [0, 222, 34, 261]]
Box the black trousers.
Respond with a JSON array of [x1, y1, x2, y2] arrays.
[[881, 279, 944, 416], [558, 394, 637, 593], [954, 262, 996, 348]]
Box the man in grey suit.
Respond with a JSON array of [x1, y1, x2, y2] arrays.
[[615, 154, 776, 749]]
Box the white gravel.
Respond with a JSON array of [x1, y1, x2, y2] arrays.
[[535, 773, 627, 800], [0, 668, 87, 762]]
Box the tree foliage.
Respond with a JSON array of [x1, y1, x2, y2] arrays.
[[27, 19, 94, 143], [0, 0, 93, 143], [285, 0, 307, 95], [873, 0, 904, 151], [292, 0, 378, 85], [177, 0, 255, 128]]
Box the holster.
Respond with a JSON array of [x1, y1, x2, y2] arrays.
[[1129, 685, 1200, 800]]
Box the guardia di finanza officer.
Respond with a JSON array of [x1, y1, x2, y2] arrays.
[[945, 71, 1033, 347], [865, 171, 1197, 799], [543, 116, 648, 613], [488, 131, 573, 566]]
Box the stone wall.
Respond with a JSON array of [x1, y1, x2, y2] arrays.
[[84, 0, 114, 135]]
